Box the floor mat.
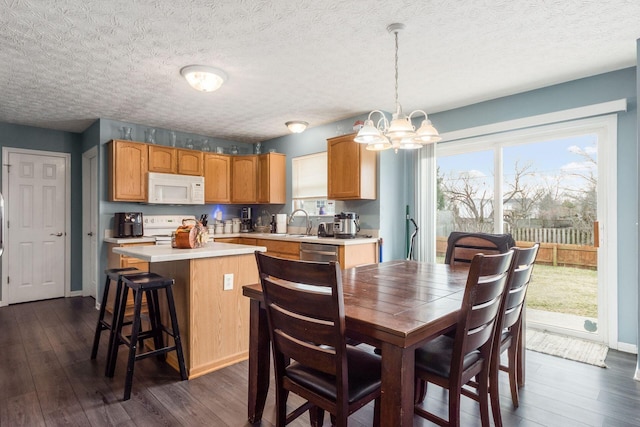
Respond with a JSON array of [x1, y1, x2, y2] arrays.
[[526, 329, 608, 367]]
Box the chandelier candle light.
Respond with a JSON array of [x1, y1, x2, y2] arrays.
[[355, 23, 441, 151]]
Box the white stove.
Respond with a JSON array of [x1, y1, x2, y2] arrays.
[[143, 214, 197, 245]]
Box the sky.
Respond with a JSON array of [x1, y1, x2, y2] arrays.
[[437, 133, 598, 198]]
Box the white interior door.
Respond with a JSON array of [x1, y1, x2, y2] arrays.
[[6, 150, 67, 304], [82, 146, 99, 301]]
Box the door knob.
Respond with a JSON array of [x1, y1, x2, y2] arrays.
[[87, 232, 94, 236], [50, 232, 63, 236]]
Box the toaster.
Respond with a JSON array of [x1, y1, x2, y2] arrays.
[[317, 222, 334, 237]]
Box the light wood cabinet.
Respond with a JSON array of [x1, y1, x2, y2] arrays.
[[203, 154, 232, 203], [257, 153, 286, 204], [178, 149, 204, 175], [105, 241, 153, 315], [148, 145, 177, 173], [256, 239, 300, 260], [108, 140, 148, 202], [231, 156, 257, 203], [327, 133, 377, 200], [339, 242, 378, 269]]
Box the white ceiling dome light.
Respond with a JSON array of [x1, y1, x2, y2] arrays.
[[285, 121, 309, 133], [180, 65, 228, 92]]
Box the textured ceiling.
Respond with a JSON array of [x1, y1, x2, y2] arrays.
[[1, 0, 639, 143]]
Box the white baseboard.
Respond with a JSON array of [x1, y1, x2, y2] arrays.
[[616, 342, 638, 354]]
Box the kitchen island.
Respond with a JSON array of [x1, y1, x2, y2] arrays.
[[112, 242, 266, 379]]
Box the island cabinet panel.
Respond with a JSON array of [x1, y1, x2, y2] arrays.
[[151, 253, 257, 379], [148, 145, 177, 173], [231, 156, 257, 203], [177, 149, 203, 176], [339, 242, 379, 269], [257, 153, 286, 204], [203, 154, 231, 203], [327, 133, 377, 200], [108, 140, 148, 201]]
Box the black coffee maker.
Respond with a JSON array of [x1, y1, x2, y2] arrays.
[[240, 207, 252, 233], [113, 212, 144, 237]]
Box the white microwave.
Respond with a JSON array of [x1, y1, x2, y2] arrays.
[[147, 172, 205, 205]]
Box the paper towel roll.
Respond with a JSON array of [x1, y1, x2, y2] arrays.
[[276, 214, 287, 234]]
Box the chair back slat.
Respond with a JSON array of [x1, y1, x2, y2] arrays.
[[455, 252, 513, 359], [255, 251, 347, 379], [501, 244, 540, 330]]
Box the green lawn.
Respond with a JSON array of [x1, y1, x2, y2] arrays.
[[527, 264, 598, 318], [436, 257, 598, 318]]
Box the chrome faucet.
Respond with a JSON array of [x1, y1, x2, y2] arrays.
[[288, 209, 312, 235]]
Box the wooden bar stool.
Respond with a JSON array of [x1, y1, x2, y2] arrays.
[[107, 272, 187, 401], [90, 267, 140, 374]]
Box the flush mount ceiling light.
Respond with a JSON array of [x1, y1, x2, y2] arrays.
[[355, 23, 441, 152], [285, 121, 309, 133], [180, 65, 227, 92]]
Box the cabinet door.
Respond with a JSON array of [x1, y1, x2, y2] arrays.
[[108, 140, 148, 201], [204, 154, 231, 203], [257, 153, 286, 204], [148, 145, 177, 173], [231, 156, 257, 203], [178, 149, 204, 175], [327, 134, 376, 200]]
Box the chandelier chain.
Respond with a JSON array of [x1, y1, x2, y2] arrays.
[[394, 30, 399, 110]]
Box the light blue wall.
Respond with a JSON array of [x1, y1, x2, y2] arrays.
[[94, 119, 255, 302], [260, 116, 411, 262], [0, 122, 84, 296], [423, 67, 638, 346]]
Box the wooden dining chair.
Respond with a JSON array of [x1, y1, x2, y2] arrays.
[[490, 243, 540, 426], [255, 251, 382, 427], [413, 251, 513, 427], [444, 231, 515, 265]]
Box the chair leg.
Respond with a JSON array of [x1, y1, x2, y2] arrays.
[[123, 287, 144, 401], [449, 385, 461, 427], [146, 289, 165, 361], [104, 276, 124, 376], [508, 343, 520, 407], [490, 357, 503, 427], [373, 396, 381, 427], [107, 284, 129, 378], [275, 386, 288, 427], [478, 369, 491, 427], [308, 406, 324, 427], [91, 274, 111, 360], [414, 377, 427, 404], [165, 285, 187, 381]]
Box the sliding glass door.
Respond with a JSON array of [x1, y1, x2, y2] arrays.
[[435, 116, 616, 344]]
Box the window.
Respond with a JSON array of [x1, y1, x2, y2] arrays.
[[291, 152, 335, 216]]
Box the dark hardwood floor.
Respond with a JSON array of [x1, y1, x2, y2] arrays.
[[1, 296, 639, 426]]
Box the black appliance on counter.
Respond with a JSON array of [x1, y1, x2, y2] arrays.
[[113, 212, 144, 237], [240, 207, 253, 233]]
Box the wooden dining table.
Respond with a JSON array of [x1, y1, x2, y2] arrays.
[[242, 259, 475, 426]]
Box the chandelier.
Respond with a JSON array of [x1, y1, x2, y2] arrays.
[[355, 23, 441, 151]]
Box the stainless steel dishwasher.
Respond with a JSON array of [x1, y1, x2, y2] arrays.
[[299, 242, 338, 262]]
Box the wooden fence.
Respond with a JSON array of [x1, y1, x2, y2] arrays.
[[509, 227, 593, 246], [436, 237, 597, 270]]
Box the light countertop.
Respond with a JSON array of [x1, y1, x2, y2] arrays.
[[213, 233, 380, 246], [104, 236, 157, 244], [113, 242, 266, 262]]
